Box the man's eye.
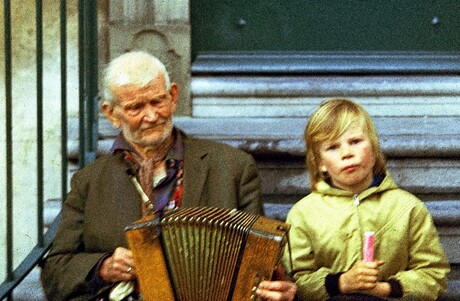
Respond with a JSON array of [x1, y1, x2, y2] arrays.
[[151, 97, 166, 106], [126, 103, 143, 111]]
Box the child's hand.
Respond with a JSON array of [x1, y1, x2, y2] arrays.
[[339, 260, 384, 294]]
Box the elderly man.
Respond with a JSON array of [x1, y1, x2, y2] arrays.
[[41, 51, 297, 301]]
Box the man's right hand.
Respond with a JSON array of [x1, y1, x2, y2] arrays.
[[339, 260, 384, 293], [99, 247, 136, 282]]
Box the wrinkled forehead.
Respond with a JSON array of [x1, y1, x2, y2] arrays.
[[113, 72, 166, 89], [111, 75, 168, 102]]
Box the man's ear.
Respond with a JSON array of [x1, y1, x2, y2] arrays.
[[169, 82, 179, 113], [101, 102, 121, 128]]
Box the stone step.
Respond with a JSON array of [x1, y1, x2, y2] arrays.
[[45, 199, 460, 228], [10, 267, 45, 301], [66, 116, 460, 160], [90, 116, 460, 158], [44, 199, 460, 264]]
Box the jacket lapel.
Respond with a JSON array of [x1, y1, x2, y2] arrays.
[[182, 137, 209, 208]]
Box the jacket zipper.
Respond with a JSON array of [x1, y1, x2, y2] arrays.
[[354, 194, 365, 260], [353, 194, 360, 206]]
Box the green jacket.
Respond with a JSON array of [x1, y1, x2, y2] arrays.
[[283, 174, 450, 301], [41, 133, 262, 301]]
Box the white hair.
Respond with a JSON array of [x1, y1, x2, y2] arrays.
[[102, 51, 171, 106]]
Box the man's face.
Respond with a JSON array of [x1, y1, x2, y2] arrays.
[[103, 75, 178, 150]]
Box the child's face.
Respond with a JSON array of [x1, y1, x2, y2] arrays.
[[318, 122, 375, 194]]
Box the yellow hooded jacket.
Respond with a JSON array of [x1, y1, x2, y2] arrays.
[[283, 173, 450, 301]]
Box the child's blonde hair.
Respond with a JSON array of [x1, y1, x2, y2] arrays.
[[305, 98, 386, 190]]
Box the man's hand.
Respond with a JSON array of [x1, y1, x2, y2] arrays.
[[99, 247, 136, 283], [256, 280, 297, 301], [339, 260, 384, 294]]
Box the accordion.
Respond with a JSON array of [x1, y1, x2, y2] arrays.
[[125, 207, 290, 301]]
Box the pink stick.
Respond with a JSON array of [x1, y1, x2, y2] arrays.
[[363, 231, 375, 262]]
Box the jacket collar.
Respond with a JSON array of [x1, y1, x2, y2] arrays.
[[315, 173, 398, 200], [181, 133, 210, 208]]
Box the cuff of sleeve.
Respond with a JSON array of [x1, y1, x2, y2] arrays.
[[87, 253, 112, 292], [325, 272, 344, 297], [387, 279, 403, 298]]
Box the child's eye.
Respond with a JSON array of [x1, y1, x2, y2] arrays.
[[326, 144, 339, 151], [350, 139, 362, 144]]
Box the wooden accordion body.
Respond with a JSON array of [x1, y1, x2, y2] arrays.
[[125, 207, 290, 301]]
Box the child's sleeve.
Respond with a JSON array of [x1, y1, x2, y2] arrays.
[[282, 205, 334, 301], [389, 202, 450, 300]]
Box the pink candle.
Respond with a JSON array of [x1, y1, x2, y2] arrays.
[[363, 231, 375, 262]]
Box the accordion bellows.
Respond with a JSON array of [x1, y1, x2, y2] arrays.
[[125, 207, 290, 301]]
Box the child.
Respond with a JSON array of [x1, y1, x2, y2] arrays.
[[283, 98, 450, 301]]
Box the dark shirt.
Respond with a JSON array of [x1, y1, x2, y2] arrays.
[[111, 128, 185, 212]]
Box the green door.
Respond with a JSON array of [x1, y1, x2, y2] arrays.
[[191, 0, 460, 58]]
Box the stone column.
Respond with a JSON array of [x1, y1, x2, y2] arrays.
[[106, 0, 191, 115]]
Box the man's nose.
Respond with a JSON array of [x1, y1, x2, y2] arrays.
[[143, 104, 158, 121]]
